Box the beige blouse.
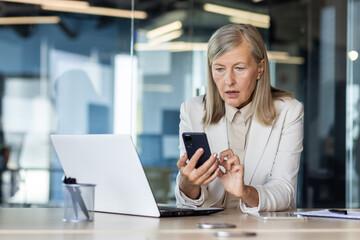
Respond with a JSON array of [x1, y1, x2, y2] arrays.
[[222, 101, 254, 207], [224, 102, 254, 163]]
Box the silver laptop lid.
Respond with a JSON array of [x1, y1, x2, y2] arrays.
[[51, 134, 161, 217]]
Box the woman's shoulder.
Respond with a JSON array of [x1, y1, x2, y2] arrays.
[[181, 95, 205, 121], [180, 95, 205, 124], [274, 97, 303, 117], [274, 97, 302, 109], [182, 95, 205, 110]]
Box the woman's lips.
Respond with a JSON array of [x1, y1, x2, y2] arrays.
[[225, 91, 239, 98]]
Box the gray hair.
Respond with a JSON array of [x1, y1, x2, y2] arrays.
[[203, 24, 292, 126]]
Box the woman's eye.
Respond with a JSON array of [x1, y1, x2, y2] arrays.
[[235, 67, 244, 71]]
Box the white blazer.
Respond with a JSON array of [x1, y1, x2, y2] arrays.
[[175, 95, 304, 212]]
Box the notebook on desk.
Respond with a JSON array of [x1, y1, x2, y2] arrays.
[[50, 134, 223, 218]]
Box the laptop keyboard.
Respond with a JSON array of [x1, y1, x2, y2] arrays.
[[159, 206, 193, 212], [158, 205, 223, 217]]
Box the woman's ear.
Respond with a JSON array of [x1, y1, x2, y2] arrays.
[[257, 59, 265, 80]]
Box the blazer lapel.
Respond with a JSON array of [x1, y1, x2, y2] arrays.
[[205, 117, 228, 155], [244, 119, 273, 185]]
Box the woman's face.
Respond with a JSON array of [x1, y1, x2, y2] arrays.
[[211, 42, 264, 109]]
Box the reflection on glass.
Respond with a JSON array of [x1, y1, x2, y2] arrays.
[[347, 0, 360, 208]]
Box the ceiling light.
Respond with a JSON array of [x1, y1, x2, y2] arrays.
[[270, 56, 305, 65], [148, 30, 183, 46], [0, 0, 44, 4], [146, 21, 182, 39], [204, 3, 270, 22], [267, 51, 304, 65], [0, 0, 147, 19], [0, 0, 89, 7], [43, 1, 89, 9], [0, 16, 60, 25], [229, 16, 270, 29], [143, 84, 174, 93], [267, 51, 289, 59], [204, 3, 270, 28], [348, 51, 359, 61], [135, 41, 208, 52], [41, 4, 147, 19]]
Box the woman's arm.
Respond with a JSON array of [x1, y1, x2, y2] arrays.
[[175, 99, 220, 206], [218, 149, 260, 208], [242, 100, 304, 212], [177, 150, 220, 199]]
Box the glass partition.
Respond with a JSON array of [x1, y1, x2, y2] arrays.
[[0, 0, 353, 209], [346, 0, 360, 208], [0, 1, 134, 206]]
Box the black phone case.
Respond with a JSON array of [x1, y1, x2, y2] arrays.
[[182, 132, 212, 168]]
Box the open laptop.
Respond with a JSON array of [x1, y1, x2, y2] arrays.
[[50, 134, 223, 218]]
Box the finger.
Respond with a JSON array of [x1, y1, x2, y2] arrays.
[[218, 165, 226, 175], [203, 157, 220, 177], [195, 154, 219, 183], [199, 153, 218, 170], [186, 148, 204, 169], [201, 168, 221, 185], [177, 153, 188, 169], [228, 155, 240, 165], [193, 152, 218, 178], [239, 164, 245, 176], [219, 149, 234, 161], [232, 164, 242, 172], [221, 155, 240, 170], [217, 169, 224, 178]]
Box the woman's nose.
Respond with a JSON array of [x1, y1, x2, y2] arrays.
[[224, 70, 235, 85]]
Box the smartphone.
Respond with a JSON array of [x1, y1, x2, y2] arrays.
[[182, 132, 212, 168]]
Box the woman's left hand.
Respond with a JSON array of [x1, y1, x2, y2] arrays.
[[218, 149, 246, 198], [218, 149, 259, 207]]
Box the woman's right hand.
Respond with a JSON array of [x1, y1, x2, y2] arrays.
[[177, 149, 221, 199]]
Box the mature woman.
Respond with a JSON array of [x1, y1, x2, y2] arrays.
[[175, 24, 303, 212]]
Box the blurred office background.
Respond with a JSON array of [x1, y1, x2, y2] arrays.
[[0, 0, 358, 208]]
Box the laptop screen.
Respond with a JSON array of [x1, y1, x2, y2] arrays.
[[51, 134, 161, 217]]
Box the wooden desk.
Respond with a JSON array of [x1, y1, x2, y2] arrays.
[[0, 208, 360, 239]]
